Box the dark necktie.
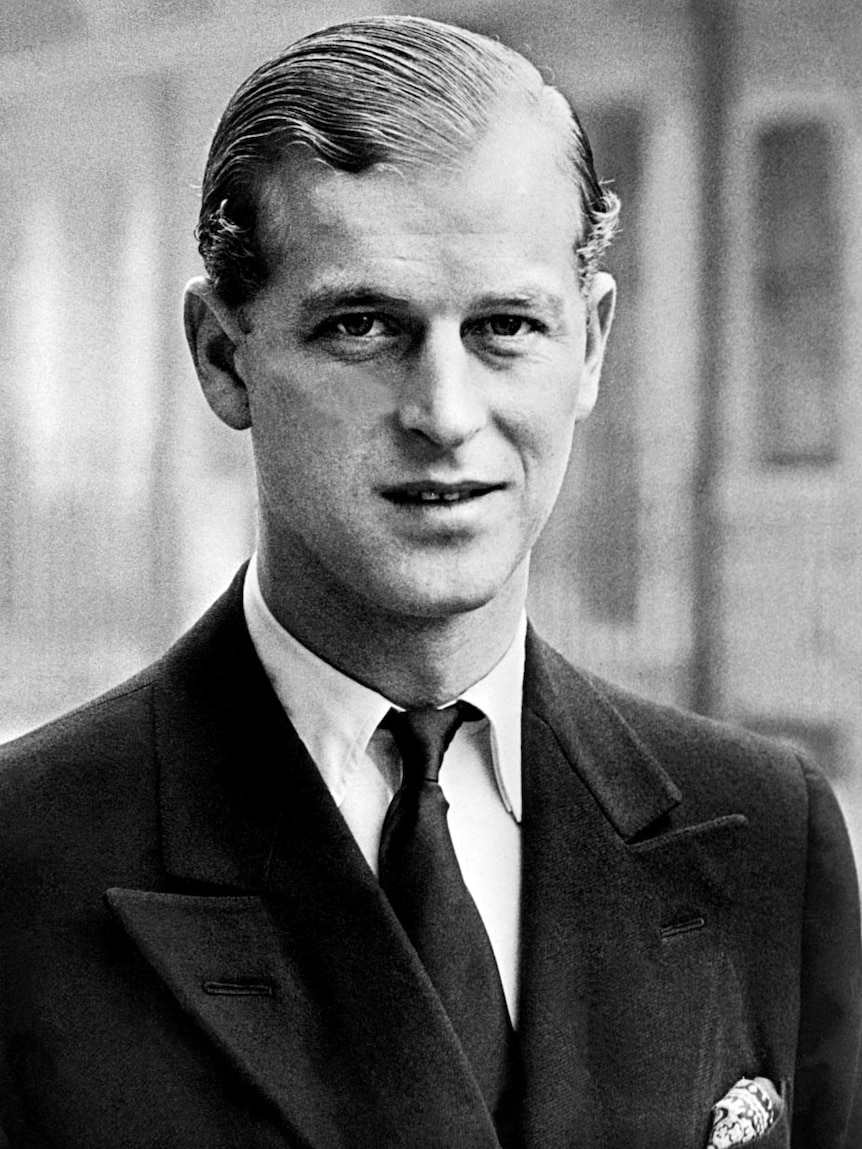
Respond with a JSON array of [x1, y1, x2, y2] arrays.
[[379, 703, 517, 1141]]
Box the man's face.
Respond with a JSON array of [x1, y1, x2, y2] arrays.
[[230, 115, 613, 622]]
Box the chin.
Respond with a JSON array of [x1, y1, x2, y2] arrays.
[[397, 592, 497, 622], [361, 567, 516, 623]]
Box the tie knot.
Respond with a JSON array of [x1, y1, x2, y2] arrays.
[[383, 701, 483, 785]]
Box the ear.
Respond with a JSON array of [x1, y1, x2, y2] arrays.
[[183, 277, 252, 430], [573, 270, 617, 422]]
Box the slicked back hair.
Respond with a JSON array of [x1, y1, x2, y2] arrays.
[[196, 15, 620, 307]]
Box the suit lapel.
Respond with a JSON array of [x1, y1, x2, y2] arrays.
[[518, 632, 750, 1148], [106, 572, 500, 1148]]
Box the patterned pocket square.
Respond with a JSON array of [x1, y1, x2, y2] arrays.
[[707, 1077, 782, 1147]]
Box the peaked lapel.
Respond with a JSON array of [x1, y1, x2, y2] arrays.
[[517, 632, 751, 1149], [105, 571, 500, 1149]]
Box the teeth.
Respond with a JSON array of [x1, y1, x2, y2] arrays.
[[386, 486, 493, 506], [417, 490, 466, 503]]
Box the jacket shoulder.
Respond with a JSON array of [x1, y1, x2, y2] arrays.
[[0, 676, 160, 875], [529, 629, 817, 819], [0, 675, 154, 790], [0, 569, 247, 850], [0, 568, 247, 789]]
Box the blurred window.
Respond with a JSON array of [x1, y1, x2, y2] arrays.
[[754, 120, 842, 468]]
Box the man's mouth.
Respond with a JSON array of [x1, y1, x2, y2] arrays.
[[382, 481, 504, 507]]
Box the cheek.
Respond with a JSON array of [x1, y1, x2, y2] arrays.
[[507, 378, 580, 489], [250, 389, 379, 517], [248, 348, 391, 440]]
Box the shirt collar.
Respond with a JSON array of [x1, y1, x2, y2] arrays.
[[242, 553, 524, 821], [458, 621, 524, 821]]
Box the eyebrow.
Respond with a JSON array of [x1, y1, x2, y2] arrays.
[[473, 290, 568, 325], [297, 283, 569, 325], [297, 286, 410, 323]]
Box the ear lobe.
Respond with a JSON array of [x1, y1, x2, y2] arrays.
[[573, 271, 617, 422], [183, 277, 252, 431]]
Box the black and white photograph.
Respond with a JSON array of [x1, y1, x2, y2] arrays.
[[1, 2, 860, 1145]]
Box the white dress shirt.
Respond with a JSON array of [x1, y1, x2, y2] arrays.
[[242, 554, 524, 1021]]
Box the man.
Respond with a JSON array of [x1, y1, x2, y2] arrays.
[[0, 15, 859, 1148]]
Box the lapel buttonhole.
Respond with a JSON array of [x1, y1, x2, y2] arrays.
[[202, 978, 276, 997], [659, 916, 706, 940]]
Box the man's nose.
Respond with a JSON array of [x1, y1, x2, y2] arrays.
[[395, 325, 486, 448]]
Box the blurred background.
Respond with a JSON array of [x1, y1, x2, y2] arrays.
[[1, 0, 861, 869]]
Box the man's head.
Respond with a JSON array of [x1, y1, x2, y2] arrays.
[[195, 15, 619, 310], [184, 16, 618, 646]]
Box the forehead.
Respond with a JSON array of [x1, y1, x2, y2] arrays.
[[254, 115, 582, 305]]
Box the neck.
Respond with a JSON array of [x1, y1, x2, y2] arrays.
[[255, 543, 528, 708]]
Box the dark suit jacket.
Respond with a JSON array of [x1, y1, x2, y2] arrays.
[[1, 570, 860, 1148]]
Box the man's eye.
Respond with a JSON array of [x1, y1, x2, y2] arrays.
[[328, 313, 384, 338], [482, 316, 537, 338]]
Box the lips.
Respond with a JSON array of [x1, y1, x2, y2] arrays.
[[382, 481, 504, 506]]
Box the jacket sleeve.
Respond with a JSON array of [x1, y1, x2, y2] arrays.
[[791, 757, 862, 1147]]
